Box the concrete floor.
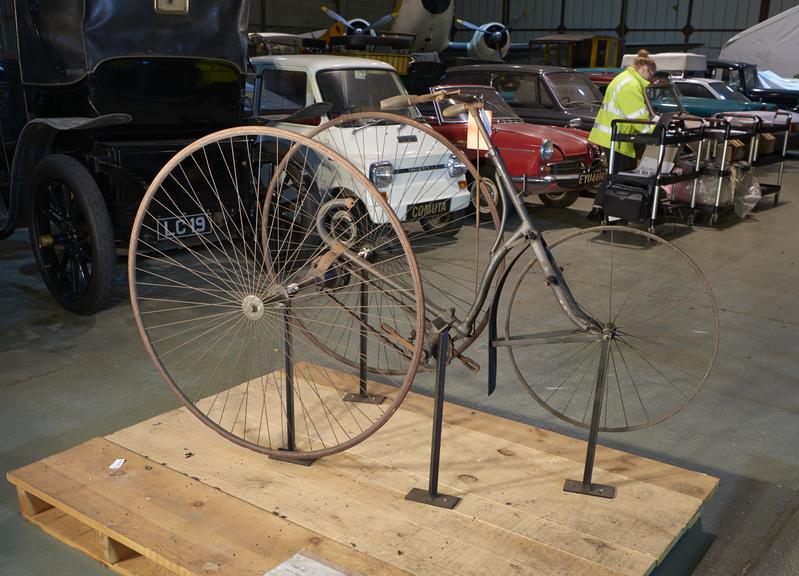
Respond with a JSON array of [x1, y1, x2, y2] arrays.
[[1, 163, 798, 575]]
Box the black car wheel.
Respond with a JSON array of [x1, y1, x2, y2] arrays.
[[469, 167, 502, 220], [420, 209, 465, 238], [540, 189, 580, 208], [29, 154, 115, 315], [0, 185, 11, 239]]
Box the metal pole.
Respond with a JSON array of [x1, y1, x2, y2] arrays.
[[405, 328, 461, 509], [359, 279, 368, 397], [283, 304, 296, 452], [344, 276, 385, 405], [582, 338, 610, 486], [564, 334, 616, 498], [428, 328, 450, 496]]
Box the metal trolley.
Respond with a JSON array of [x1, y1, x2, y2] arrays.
[[716, 111, 792, 204], [603, 116, 707, 232]]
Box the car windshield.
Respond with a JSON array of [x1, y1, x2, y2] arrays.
[[646, 83, 686, 114], [743, 66, 762, 89], [434, 86, 521, 123], [710, 81, 749, 102], [544, 72, 603, 108], [316, 68, 421, 122]]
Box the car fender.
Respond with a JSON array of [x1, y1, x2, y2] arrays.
[[3, 113, 131, 237]]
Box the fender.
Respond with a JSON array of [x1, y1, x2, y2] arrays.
[[487, 244, 529, 396], [0, 113, 131, 239]]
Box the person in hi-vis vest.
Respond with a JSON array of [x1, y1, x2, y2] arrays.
[[587, 50, 657, 221]]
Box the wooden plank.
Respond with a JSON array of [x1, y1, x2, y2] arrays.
[[19, 506, 171, 576], [109, 411, 630, 576], [296, 362, 719, 502], [7, 438, 412, 576], [105, 365, 716, 575]]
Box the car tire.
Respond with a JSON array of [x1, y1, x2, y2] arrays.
[[420, 209, 465, 238], [469, 167, 502, 220], [28, 154, 115, 315], [540, 189, 580, 208]]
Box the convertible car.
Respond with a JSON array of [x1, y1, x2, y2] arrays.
[[420, 85, 606, 210]]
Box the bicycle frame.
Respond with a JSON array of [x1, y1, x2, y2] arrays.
[[443, 101, 601, 339]]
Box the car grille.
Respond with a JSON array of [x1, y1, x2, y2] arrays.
[[548, 158, 585, 175]]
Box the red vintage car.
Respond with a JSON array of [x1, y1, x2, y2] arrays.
[[419, 84, 606, 210]]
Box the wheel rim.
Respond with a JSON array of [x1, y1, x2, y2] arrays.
[[129, 126, 425, 459], [471, 176, 499, 214], [305, 111, 502, 368], [33, 179, 94, 301], [504, 226, 719, 432]]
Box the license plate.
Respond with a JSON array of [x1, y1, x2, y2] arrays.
[[407, 199, 450, 220], [157, 212, 211, 239], [579, 171, 606, 185]]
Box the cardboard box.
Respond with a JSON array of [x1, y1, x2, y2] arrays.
[[758, 132, 776, 157]]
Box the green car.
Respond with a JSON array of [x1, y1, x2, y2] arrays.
[[581, 69, 776, 117], [648, 79, 776, 116]]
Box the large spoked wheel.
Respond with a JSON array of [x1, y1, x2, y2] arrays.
[[129, 126, 425, 460], [29, 154, 116, 314], [504, 226, 719, 432], [306, 111, 501, 368]]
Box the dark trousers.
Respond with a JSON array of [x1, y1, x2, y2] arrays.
[[594, 146, 638, 206]]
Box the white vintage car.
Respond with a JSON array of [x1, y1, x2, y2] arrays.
[[249, 54, 472, 229]]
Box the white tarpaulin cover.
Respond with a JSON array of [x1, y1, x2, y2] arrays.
[[720, 6, 799, 78], [757, 70, 799, 91]]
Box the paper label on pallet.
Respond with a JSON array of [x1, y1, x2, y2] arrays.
[[108, 458, 125, 470], [265, 552, 347, 576]]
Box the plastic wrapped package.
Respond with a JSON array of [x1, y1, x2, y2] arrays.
[[734, 171, 762, 218]]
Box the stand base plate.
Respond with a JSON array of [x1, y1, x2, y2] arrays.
[[270, 450, 316, 466], [405, 487, 461, 509], [563, 479, 617, 499], [343, 392, 386, 405]]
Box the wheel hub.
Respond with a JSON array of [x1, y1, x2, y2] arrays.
[[241, 295, 265, 320]]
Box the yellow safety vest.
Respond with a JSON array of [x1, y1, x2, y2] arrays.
[[589, 67, 653, 158]]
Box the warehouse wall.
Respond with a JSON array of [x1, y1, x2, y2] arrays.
[[249, 0, 799, 57], [249, 1, 395, 34], [451, 0, 799, 57]]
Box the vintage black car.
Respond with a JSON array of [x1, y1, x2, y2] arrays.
[[0, 0, 251, 314], [439, 64, 603, 131], [704, 59, 799, 111]]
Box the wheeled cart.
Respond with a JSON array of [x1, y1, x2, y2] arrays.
[[602, 116, 707, 232], [717, 111, 792, 205]]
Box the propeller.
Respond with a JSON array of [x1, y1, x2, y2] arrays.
[[456, 19, 510, 61], [366, 12, 395, 32], [321, 6, 394, 36]]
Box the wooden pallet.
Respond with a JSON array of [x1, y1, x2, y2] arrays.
[[7, 365, 718, 576]]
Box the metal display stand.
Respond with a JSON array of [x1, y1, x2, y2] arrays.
[[343, 279, 386, 405], [405, 328, 462, 509]]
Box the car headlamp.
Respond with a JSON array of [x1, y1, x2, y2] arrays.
[[369, 161, 394, 187], [447, 154, 467, 178], [540, 140, 555, 161]]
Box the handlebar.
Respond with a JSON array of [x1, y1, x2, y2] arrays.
[[443, 100, 483, 118], [380, 90, 461, 111]]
